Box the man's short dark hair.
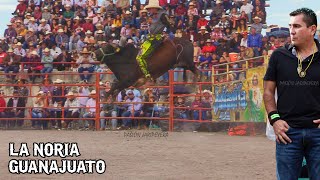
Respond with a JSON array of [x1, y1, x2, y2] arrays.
[[290, 8, 317, 27]]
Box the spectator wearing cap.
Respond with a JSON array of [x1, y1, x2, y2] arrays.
[[24, 29, 37, 48], [92, 11, 104, 26], [55, 29, 69, 49], [38, 19, 51, 33], [50, 78, 68, 129], [211, 0, 224, 18], [195, 26, 210, 48], [252, 6, 265, 24], [42, 7, 52, 22], [197, 14, 208, 30], [187, 2, 198, 17], [202, 39, 216, 54], [83, 90, 97, 130], [13, 42, 26, 58], [84, 30, 95, 44], [120, 90, 142, 130], [218, 14, 230, 30], [210, 25, 224, 43], [82, 17, 95, 33], [31, 90, 48, 129], [247, 27, 262, 57], [94, 30, 106, 42], [23, 13, 32, 26], [63, 4, 74, 19], [251, 16, 263, 34], [76, 48, 95, 82], [0, 38, 9, 52], [106, 24, 120, 42], [27, 18, 38, 33], [240, 31, 248, 47], [3, 48, 21, 82], [50, 43, 62, 61], [121, 11, 133, 27], [4, 23, 17, 44], [40, 48, 54, 78], [27, 50, 42, 83], [64, 91, 80, 129], [6, 90, 26, 128], [0, 47, 7, 70], [14, 0, 27, 17], [240, 0, 253, 23], [72, 16, 83, 31]]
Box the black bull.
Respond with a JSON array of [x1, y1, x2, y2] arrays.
[[94, 38, 199, 98]]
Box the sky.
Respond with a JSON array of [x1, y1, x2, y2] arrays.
[[0, 0, 320, 36]]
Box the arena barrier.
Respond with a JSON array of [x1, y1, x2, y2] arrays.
[[0, 56, 269, 133]]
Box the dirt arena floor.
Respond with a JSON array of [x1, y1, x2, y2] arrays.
[[0, 130, 276, 180]]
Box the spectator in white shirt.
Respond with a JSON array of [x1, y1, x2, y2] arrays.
[[240, 0, 253, 23], [14, 42, 26, 57], [64, 91, 80, 129], [82, 90, 97, 130]]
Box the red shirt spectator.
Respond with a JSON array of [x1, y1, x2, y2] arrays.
[[175, 3, 187, 16], [169, 0, 179, 6], [0, 93, 6, 113], [82, 20, 95, 33], [0, 51, 7, 65], [159, 0, 168, 7], [197, 15, 208, 29], [15, 1, 27, 17], [202, 40, 216, 53]]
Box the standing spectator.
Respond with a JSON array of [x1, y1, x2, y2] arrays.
[[6, 90, 25, 128], [193, 41, 202, 62], [251, 16, 263, 34], [240, 0, 253, 23], [76, 48, 95, 82], [247, 27, 262, 57], [175, 2, 187, 23], [141, 95, 159, 129], [50, 78, 67, 129], [198, 52, 213, 80], [3, 48, 21, 82], [83, 90, 97, 130]]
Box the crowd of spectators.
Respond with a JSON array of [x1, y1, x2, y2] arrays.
[[0, 0, 287, 131]]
